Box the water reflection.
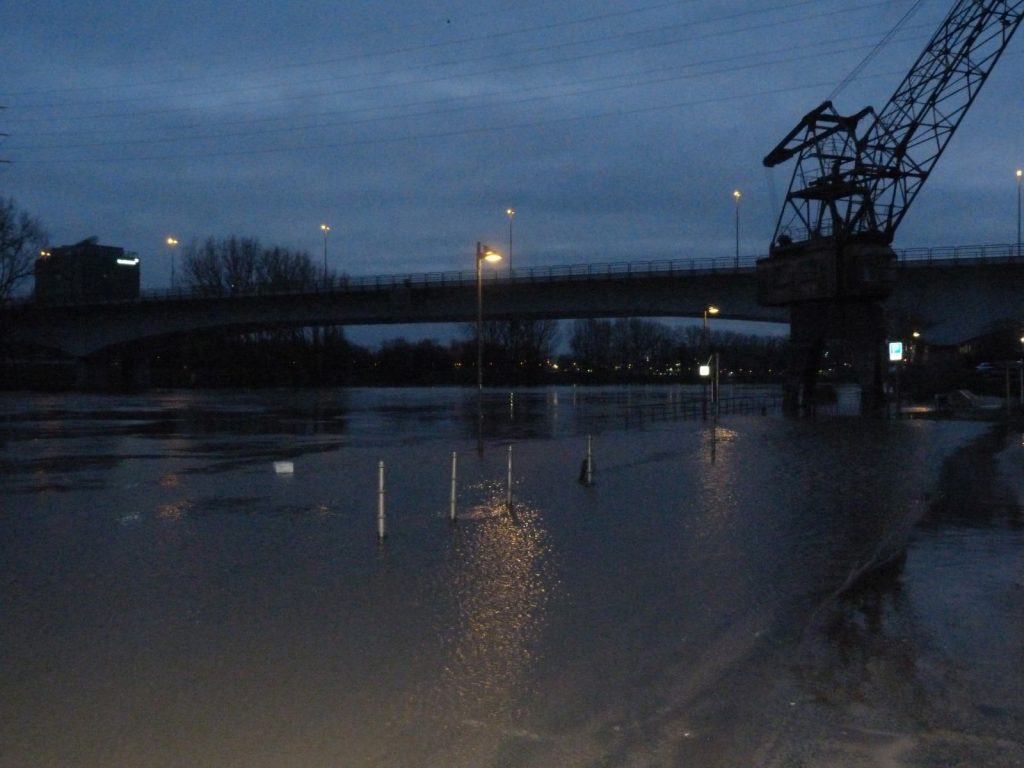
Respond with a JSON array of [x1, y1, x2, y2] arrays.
[[802, 560, 925, 707], [440, 493, 554, 724]]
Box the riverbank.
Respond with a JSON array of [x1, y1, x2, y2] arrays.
[[768, 422, 1024, 767]]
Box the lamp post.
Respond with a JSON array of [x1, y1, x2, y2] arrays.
[[320, 223, 330, 283], [1016, 169, 1021, 258], [476, 242, 503, 391], [701, 305, 719, 418], [702, 304, 719, 338], [732, 190, 741, 267], [507, 207, 516, 276], [166, 237, 178, 290]]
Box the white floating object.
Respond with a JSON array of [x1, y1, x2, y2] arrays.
[[274, 461, 294, 475]]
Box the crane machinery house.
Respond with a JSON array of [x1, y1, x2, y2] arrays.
[[34, 237, 141, 303]]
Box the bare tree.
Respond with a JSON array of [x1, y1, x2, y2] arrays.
[[569, 319, 615, 374], [0, 197, 47, 302], [258, 245, 318, 290], [182, 236, 317, 295]]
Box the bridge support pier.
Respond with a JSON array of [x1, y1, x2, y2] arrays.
[[75, 354, 151, 392], [786, 300, 887, 416]]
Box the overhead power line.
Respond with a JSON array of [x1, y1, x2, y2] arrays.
[[5, 0, 870, 117], [3, 0, 895, 126], [7, 31, 930, 154]]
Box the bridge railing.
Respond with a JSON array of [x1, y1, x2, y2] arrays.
[[894, 242, 1023, 264], [16, 252, 755, 307], [10, 242, 1022, 308]]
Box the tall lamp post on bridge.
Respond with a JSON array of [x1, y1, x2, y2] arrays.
[[166, 237, 178, 290], [506, 208, 515, 276], [320, 223, 331, 283], [1016, 169, 1021, 258], [732, 190, 741, 267], [476, 242, 503, 391]]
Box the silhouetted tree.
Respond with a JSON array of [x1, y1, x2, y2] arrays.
[[466, 318, 559, 384], [0, 197, 47, 302], [182, 237, 263, 294], [570, 319, 615, 376]]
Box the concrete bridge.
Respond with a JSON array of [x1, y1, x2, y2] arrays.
[[2, 243, 1022, 360]]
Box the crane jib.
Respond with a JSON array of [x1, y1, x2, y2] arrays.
[[757, 0, 1023, 307]]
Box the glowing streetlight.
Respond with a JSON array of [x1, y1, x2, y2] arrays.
[[476, 242, 503, 391], [320, 223, 330, 282], [166, 237, 179, 289], [506, 208, 515, 276], [733, 190, 741, 267], [703, 304, 720, 334]]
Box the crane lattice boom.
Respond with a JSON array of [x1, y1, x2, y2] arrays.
[[765, 0, 1023, 250]]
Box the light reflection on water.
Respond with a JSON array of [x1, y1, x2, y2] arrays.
[[0, 388, 1020, 766], [441, 498, 553, 724]]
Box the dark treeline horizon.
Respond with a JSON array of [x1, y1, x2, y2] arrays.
[[140, 317, 789, 389]]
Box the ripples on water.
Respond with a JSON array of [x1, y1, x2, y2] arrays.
[[0, 386, 1020, 766]]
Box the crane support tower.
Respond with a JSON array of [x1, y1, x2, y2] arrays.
[[758, 0, 1023, 414]]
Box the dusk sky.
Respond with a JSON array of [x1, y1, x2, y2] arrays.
[[3, 0, 1023, 292]]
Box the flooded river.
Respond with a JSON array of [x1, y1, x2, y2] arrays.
[[1, 386, 1021, 767]]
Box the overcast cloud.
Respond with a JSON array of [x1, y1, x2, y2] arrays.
[[3, 0, 1022, 291]]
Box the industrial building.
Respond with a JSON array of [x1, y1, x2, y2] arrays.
[[34, 237, 140, 302]]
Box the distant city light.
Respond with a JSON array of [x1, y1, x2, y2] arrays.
[[117, 258, 141, 266]]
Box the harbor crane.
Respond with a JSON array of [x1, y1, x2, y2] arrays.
[[758, 0, 1023, 412]]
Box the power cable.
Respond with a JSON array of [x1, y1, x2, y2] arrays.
[[7, 32, 929, 154], [4, 0, 890, 125], [830, 0, 927, 99]]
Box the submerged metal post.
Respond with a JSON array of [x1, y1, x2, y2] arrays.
[[377, 460, 387, 542], [584, 434, 594, 486], [714, 352, 721, 420], [506, 444, 513, 513], [449, 451, 458, 522]]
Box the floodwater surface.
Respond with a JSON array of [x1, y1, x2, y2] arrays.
[[1, 387, 1021, 767]]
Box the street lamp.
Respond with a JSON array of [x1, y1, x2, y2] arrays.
[[506, 208, 515, 276], [733, 190, 741, 267], [701, 305, 719, 418], [166, 236, 178, 289], [1016, 169, 1021, 257], [476, 242, 503, 391], [320, 223, 330, 283], [703, 304, 719, 336]]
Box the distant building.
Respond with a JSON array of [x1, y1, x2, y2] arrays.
[[34, 237, 140, 303]]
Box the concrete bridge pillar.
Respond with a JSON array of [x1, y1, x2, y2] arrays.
[[75, 354, 151, 392], [787, 300, 887, 416]]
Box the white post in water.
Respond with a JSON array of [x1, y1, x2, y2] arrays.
[[506, 444, 513, 513], [377, 460, 387, 542], [449, 451, 458, 522]]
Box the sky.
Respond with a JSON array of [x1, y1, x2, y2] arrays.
[[2, 0, 1023, 299]]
